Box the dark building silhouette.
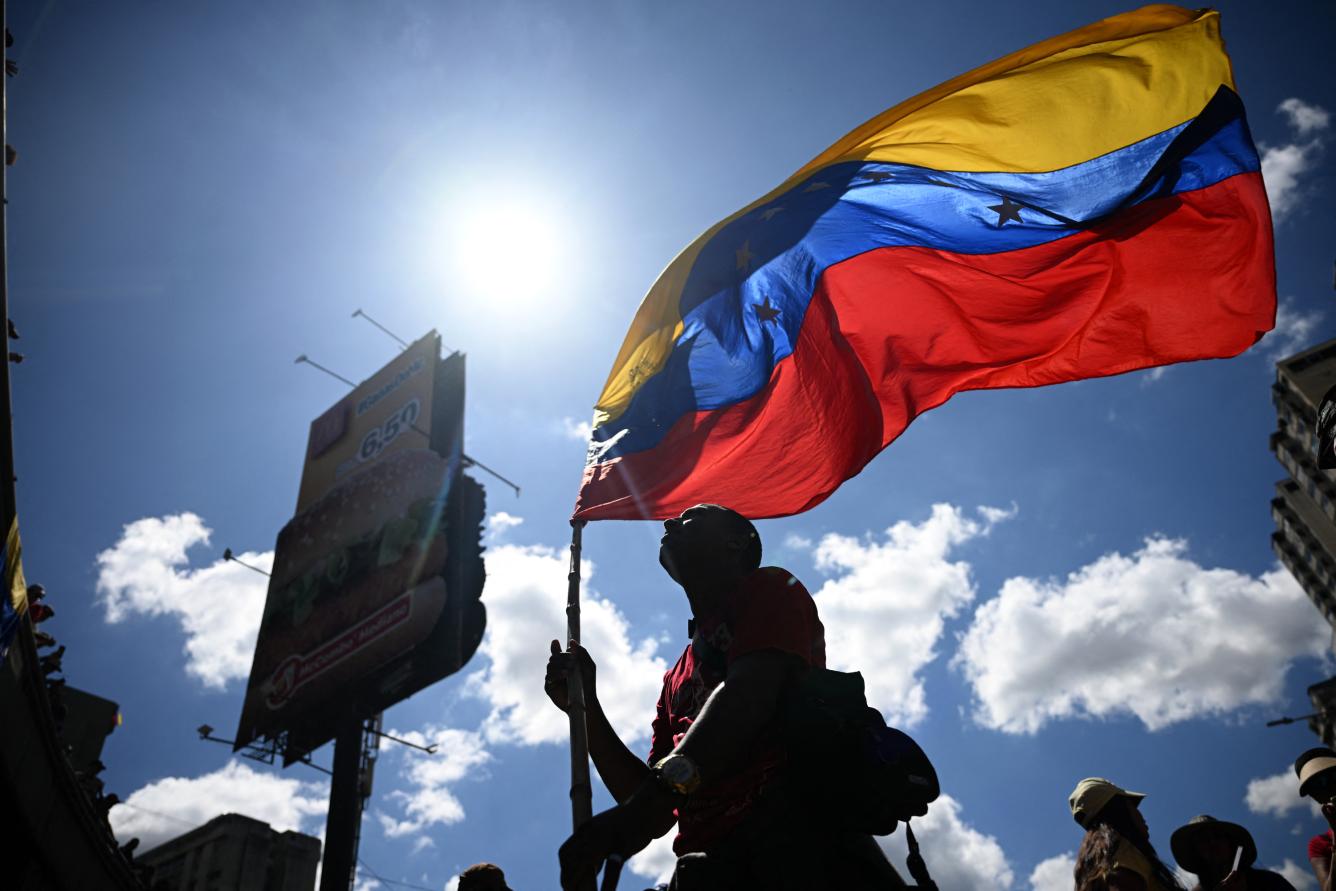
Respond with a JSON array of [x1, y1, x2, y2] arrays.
[[138, 813, 321, 891], [1271, 338, 1336, 745], [58, 685, 120, 774]]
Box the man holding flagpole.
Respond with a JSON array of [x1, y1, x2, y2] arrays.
[[547, 504, 904, 890], [556, 4, 1278, 887]]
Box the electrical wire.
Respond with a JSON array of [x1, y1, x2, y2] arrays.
[[356, 857, 438, 891]]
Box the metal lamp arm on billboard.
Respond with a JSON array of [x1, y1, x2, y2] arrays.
[[403, 421, 522, 499], [351, 308, 410, 349], [196, 724, 333, 776], [367, 726, 438, 755], [461, 455, 520, 498], [294, 354, 357, 388], [293, 346, 522, 499], [222, 547, 270, 578]]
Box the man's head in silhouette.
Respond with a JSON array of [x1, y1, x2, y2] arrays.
[[659, 504, 761, 604], [457, 863, 510, 891]]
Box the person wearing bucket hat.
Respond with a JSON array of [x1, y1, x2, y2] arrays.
[[1295, 747, 1336, 891], [1070, 778, 1184, 891], [1169, 815, 1295, 890]]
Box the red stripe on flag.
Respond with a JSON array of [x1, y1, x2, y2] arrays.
[[574, 172, 1274, 521]]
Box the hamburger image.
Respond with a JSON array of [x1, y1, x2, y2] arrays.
[[238, 447, 457, 742]]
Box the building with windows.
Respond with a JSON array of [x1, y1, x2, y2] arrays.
[[137, 813, 321, 891], [1270, 337, 1336, 746], [1271, 338, 1336, 625]]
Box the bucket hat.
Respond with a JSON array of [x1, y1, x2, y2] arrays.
[[1170, 815, 1256, 874]]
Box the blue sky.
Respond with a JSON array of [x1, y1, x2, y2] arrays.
[[7, 1, 1336, 888]]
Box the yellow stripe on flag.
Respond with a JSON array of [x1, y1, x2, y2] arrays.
[[594, 6, 1234, 427]]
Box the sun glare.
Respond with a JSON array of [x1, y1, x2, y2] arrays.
[[450, 200, 567, 307]]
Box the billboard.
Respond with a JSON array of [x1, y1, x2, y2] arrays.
[[235, 332, 486, 763]]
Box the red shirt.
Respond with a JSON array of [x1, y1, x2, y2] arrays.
[[647, 566, 825, 855], [1309, 830, 1333, 861]]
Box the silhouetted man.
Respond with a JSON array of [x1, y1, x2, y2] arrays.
[[457, 862, 511, 891], [546, 503, 902, 890]]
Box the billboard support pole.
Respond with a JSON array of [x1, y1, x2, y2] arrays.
[[565, 519, 592, 830], [319, 715, 365, 891]]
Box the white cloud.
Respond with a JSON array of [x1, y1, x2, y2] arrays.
[[485, 511, 524, 543], [1280, 98, 1331, 138], [466, 542, 668, 747], [783, 532, 813, 550], [1261, 298, 1325, 361], [955, 537, 1329, 733], [1028, 853, 1076, 891], [1273, 858, 1317, 891], [879, 795, 1014, 889], [626, 828, 678, 885], [110, 760, 327, 851], [1142, 366, 1169, 386], [804, 504, 1012, 726], [95, 514, 272, 688], [445, 878, 460, 891], [560, 416, 593, 442], [1246, 767, 1321, 818], [1262, 98, 1329, 221], [1262, 143, 1319, 219], [375, 727, 491, 839]]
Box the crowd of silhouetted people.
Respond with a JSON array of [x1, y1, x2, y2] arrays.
[[27, 581, 150, 883], [456, 749, 1336, 891], [1067, 748, 1336, 891]]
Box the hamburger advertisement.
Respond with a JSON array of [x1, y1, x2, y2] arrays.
[[235, 333, 486, 762]]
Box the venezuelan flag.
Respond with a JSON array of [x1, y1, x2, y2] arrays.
[[574, 5, 1275, 521]]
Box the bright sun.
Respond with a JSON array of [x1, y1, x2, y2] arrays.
[[450, 200, 567, 307]]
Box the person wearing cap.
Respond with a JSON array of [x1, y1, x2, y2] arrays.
[[1070, 778, 1184, 891], [1170, 815, 1296, 890], [1296, 747, 1336, 891]]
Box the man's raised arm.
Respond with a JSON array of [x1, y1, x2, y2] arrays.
[[544, 640, 652, 803]]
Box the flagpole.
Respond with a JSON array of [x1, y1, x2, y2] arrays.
[[566, 518, 593, 830]]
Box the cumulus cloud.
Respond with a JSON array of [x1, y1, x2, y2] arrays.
[[1246, 767, 1321, 818], [1261, 97, 1329, 221], [879, 795, 1014, 889], [1280, 98, 1331, 138], [783, 532, 814, 551], [96, 513, 272, 688], [1260, 298, 1325, 362], [110, 760, 327, 851], [803, 504, 1013, 726], [1142, 366, 1169, 386], [627, 829, 679, 885], [559, 416, 593, 442], [374, 727, 491, 839], [485, 511, 524, 543], [1273, 858, 1317, 891], [466, 542, 668, 747], [956, 537, 1328, 733], [1028, 853, 1076, 891]]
